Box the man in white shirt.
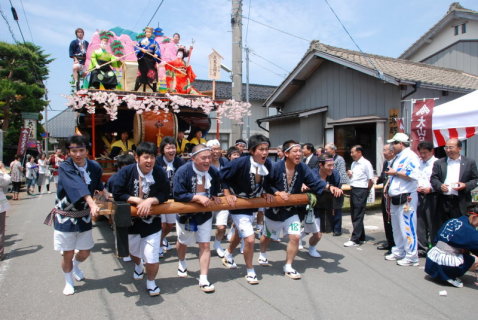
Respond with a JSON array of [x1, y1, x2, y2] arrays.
[[344, 145, 374, 247], [384, 133, 421, 266], [430, 138, 478, 224], [416, 141, 438, 257]]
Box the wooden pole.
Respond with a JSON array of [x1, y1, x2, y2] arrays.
[[91, 112, 96, 159], [213, 80, 220, 140], [127, 194, 309, 217]]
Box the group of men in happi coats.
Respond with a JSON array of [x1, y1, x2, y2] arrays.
[[46, 132, 478, 297], [47, 134, 347, 296]]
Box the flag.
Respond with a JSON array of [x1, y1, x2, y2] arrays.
[[16, 128, 31, 156], [411, 99, 435, 153]]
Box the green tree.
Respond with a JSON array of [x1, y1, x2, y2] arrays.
[[0, 41, 53, 161]]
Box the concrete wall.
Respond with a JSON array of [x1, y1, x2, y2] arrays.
[[408, 19, 478, 62], [422, 41, 478, 75]]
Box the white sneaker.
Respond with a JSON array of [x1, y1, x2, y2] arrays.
[[385, 253, 402, 261], [72, 267, 85, 281], [396, 258, 419, 267], [447, 278, 463, 288], [308, 247, 321, 258], [343, 240, 359, 247]]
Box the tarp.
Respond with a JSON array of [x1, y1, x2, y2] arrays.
[[432, 90, 478, 146]]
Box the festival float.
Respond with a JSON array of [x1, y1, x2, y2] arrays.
[[66, 27, 251, 173]]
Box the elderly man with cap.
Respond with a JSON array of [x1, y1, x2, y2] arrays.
[[384, 133, 421, 267], [206, 139, 230, 258], [425, 208, 478, 288]]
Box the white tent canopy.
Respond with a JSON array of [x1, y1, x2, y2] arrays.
[[432, 90, 478, 146]]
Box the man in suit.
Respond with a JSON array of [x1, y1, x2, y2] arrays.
[[431, 138, 478, 224], [376, 143, 395, 253], [302, 143, 319, 169]]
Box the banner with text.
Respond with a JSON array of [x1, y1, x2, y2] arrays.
[[17, 127, 31, 156], [411, 99, 434, 153]]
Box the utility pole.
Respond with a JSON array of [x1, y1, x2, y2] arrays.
[[245, 45, 250, 138], [231, 0, 243, 143]]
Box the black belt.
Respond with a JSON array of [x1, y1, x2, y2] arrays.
[[442, 194, 459, 199]]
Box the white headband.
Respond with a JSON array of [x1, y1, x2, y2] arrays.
[[191, 147, 211, 157], [284, 144, 301, 153]]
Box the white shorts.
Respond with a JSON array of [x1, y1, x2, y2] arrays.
[[128, 232, 161, 264], [304, 217, 321, 234], [162, 213, 177, 224], [230, 214, 255, 238], [176, 218, 212, 246], [54, 229, 94, 252], [213, 210, 229, 226], [264, 215, 301, 238]]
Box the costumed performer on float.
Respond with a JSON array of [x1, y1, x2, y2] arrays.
[[87, 31, 123, 90], [424, 207, 478, 288], [165, 46, 200, 95], [134, 27, 161, 92]]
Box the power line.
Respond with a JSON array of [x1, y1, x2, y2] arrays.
[[323, 0, 383, 79], [19, 0, 33, 43], [8, 0, 26, 43], [244, 0, 252, 45], [249, 49, 290, 73], [132, 0, 153, 31], [250, 59, 287, 78], [146, 0, 165, 27], [0, 5, 18, 43], [241, 15, 310, 43]]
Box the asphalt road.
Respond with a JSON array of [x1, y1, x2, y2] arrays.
[[0, 192, 476, 320]]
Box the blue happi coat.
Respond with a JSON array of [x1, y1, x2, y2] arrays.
[[220, 156, 274, 215], [173, 162, 221, 225], [266, 160, 326, 221], [155, 155, 185, 198], [112, 163, 169, 237], [54, 158, 104, 232]]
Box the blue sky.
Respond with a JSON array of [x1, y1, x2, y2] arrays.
[[1, 0, 476, 119]]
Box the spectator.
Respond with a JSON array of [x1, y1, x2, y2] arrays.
[[430, 138, 478, 224], [9, 155, 23, 201], [302, 143, 318, 168], [25, 155, 38, 195], [324, 143, 348, 236], [384, 133, 420, 267], [416, 141, 438, 257], [344, 145, 374, 247], [376, 144, 396, 254], [0, 161, 11, 260]]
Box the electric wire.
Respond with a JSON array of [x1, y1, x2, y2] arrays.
[[244, 0, 252, 45], [241, 15, 310, 43], [8, 0, 25, 43], [0, 5, 18, 43], [250, 59, 287, 78], [131, 0, 153, 31], [323, 0, 383, 78], [19, 0, 34, 43], [146, 0, 165, 27], [249, 49, 290, 73]]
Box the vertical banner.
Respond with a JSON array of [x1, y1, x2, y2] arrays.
[[17, 128, 31, 156], [388, 109, 399, 138], [411, 99, 435, 153]]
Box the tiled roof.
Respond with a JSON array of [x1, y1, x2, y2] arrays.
[[399, 3, 478, 59], [46, 108, 77, 138], [193, 79, 276, 101], [311, 41, 478, 91]]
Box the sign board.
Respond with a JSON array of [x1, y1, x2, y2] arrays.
[[411, 99, 434, 153], [24, 119, 37, 142], [388, 109, 399, 138], [208, 49, 223, 80], [21, 112, 40, 120]]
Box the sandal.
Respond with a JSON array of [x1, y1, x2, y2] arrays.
[[177, 267, 188, 278], [133, 270, 144, 280], [199, 282, 215, 293], [284, 270, 301, 280], [147, 286, 160, 296], [258, 257, 271, 267], [245, 274, 259, 285]]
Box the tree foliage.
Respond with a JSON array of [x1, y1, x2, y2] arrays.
[[0, 41, 53, 161]]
